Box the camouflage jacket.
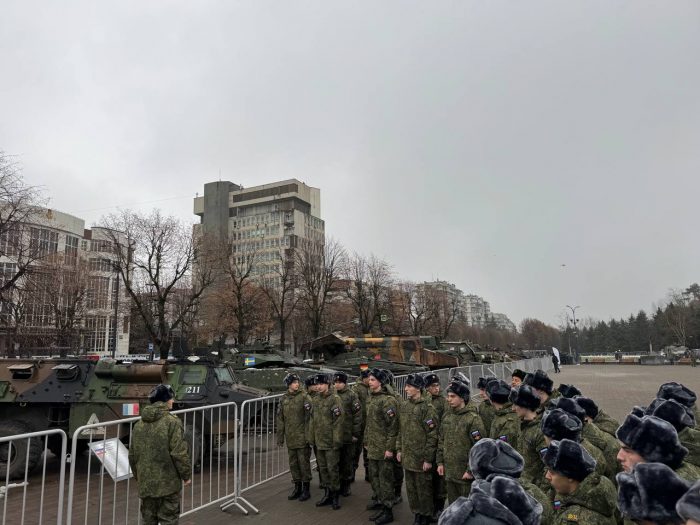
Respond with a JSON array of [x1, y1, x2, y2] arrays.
[[436, 403, 486, 482], [519, 478, 554, 525], [352, 381, 370, 431], [277, 389, 312, 449], [551, 473, 618, 525], [309, 389, 344, 450], [477, 399, 496, 433], [430, 392, 449, 425], [337, 387, 362, 444], [128, 402, 191, 498], [537, 390, 562, 415], [582, 422, 620, 480], [593, 410, 620, 438], [489, 402, 520, 446], [581, 438, 609, 480], [397, 396, 438, 472], [518, 414, 547, 488], [364, 385, 400, 460], [680, 426, 700, 468], [676, 460, 700, 482]]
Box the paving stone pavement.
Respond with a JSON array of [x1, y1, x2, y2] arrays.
[[184, 364, 699, 525]]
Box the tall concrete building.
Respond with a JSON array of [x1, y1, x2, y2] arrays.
[[193, 179, 325, 281]]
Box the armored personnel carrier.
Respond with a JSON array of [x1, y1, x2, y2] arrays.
[[0, 355, 267, 479]]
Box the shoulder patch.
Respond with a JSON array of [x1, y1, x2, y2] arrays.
[[353, 401, 362, 413], [332, 406, 342, 417], [303, 402, 312, 411], [539, 447, 548, 457], [565, 513, 578, 522], [553, 500, 561, 511], [470, 430, 482, 441], [498, 435, 508, 442], [386, 407, 396, 418], [425, 418, 436, 429]]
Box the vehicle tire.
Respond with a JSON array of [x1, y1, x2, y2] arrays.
[[184, 425, 203, 473], [0, 420, 43, 480]]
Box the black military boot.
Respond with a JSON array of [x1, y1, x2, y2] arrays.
[[316, 487, 332, 507], [298, 482, 310, 501], [369, 506, 385, 521], [374, 505, 394, 525], [340, 480, 351, 497], [366, 498, 383, 511], [331, 490, 341, 510], [288, 482, 302, 500]]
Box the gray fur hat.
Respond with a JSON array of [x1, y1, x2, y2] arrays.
[[523, 369, 553, 395], [616, 414, 688, 469], [486, 380, 512, 405], [541, 408, 583, 442], [470, 476, 542, 525], [617, 463, 690, 524], [676, 479, 700, 522], [542, 439, 596, 482], [469, 438, 524, 479], [438, 493, 522, 525], [509, 385, 540, 411], [646, 398, 696, 433], [549, 397, 587, 423], [658, 382, 697, 408]]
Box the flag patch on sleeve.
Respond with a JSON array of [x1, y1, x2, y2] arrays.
[[332, 407, 341, 417], [425, 419, 435, 429], [498, 435, 508, 442], [470, 430, 482, 440], [386, 408, 396, 418]]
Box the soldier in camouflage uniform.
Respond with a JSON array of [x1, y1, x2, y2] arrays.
[[436, 380, 486, 503], [383, 370, 404, 506], [511, 368, 526, 388], [352, 369, 371, 481], [575, 396, 620, 438], [333, 372, 362, 497], [364, 368, 399, 525], [129, 384, 191, 525], [423, 372, 448, 520], [646, 397, 700, 469], [510, 385, 547, 491], [543, 439, 618, 525], [476, 376, 497, 433], [276, 373, 313, 501], [657, 382, 698, 429], [486, 379, 520, 445], [396, 374, 437, 525], [309, 373, 344, 510], [524, 369, 560, 414]]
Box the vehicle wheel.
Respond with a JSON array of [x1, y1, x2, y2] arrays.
[[0, 420, 43, 480], [184, 425, 204, 473]]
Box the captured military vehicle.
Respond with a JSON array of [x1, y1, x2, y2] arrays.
[[301, 334, 459, 376], [0, 355, 267, 479]]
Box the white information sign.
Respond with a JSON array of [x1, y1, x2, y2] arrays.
[[88, 438, 133, 482]]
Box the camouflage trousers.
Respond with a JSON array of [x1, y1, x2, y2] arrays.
[[288, 446, 312, 482], [445, 479, 471, 504], [338, 443, 355, 482], [316, 448, 340, 491], [139, 492, 180, 525], [405, 469, 433, 517], [369, 459, 395, 507]]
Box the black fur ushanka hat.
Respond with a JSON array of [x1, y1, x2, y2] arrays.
[[509, 385, 540, 412], [541, 408, 583, 442], [549, 397, 587, 423], [486, 380, 512, 405], [558, 384, 582, 398], [469, 438, 524, 479], [616, 414, 688, 469], [447, 380, 470, 402], [658, 382, 697, 408], [646, 398, 696, 433], [574, 396, 598, 419], [523, 369, 553, 395], [677, 479, 700, 523], [542, 439, 596, 482], [471, 476, 542, 525]]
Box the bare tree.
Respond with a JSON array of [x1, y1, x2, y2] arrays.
[[661, 289, 692, 347], [344, 253, 393, 334], [99, 209, 215, 360], [430, 287, 461, 339], [259, 249, 300, 352], [295, 237, 347, 339]]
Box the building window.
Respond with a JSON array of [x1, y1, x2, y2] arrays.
[[30, 227, 59, 256], [84, 316, 107, 352], [65, 236, 79, 265], [90, 239, 113, 253], [87, 276, 110, 309], [0, 226, 20, 257], [89, 258, 113, 272], [122, 316, 129, 334]]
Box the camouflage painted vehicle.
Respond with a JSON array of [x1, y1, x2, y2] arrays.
[[0, 355, 267, 479], [301, 334, 459, 376]]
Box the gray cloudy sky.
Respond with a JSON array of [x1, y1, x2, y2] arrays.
[[1, 1, 699, 326]]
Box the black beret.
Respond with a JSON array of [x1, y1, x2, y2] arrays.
[[332, 371, 349, 384], [471, 476, 543, 525], [509, 385, 540, 411], [541, 408, 583, 442], [369, 368, 389, 385], [486, 380, 512, 405], [283, 373, 300, 386], [646, 398, 696, 433], [469, 438, 524, 480], [423, 373, 440, 386], [304, 375, 316, 388], [438, 494, 522, 525], [616, 414, 688, 469], [511, 369, 526, 381], [542, 439, 596, 482], [617, 463, 690, 524], [523, 369, 553, 395], [558, 384, 582, 398], [549, 397, 587, 423], [406, 374, 425, 390], [359, 368, 371, 378], [447, 380, 471, 402], [574, 396, 599, 419], [658, 382, 697, 408], [314, 373, 330, 385], [677, 479, 700, 522], [149, 384, 174, 404], [477, 376, 497, 390]]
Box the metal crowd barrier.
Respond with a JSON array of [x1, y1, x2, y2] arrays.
[[0, 429, 67, 525], [64, 401, 238, 525]]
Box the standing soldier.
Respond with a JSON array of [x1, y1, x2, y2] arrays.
[[477, 376, 497, 432], [397, 374, 438, 525], [486, 379, 520, 445], [333, 371, 362, 497], [277, 373, 313, 502], [129, 384, 191, 525], [309, 373, 344, 510], [365, 368, 399, 525], [352, 368, 371, 482], [423, 372, 448, 520], [436, 380, 487, 503], [523, 369, 560, 413], [510, 385, 547, 490], [384, 370, 404, 506]]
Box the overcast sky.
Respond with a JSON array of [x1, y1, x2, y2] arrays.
[[1, 1, 699, 327]]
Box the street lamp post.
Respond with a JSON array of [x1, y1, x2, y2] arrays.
[[566, 305, 580, 363]]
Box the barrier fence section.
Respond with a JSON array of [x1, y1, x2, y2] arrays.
[[0, 428, 67, 525], [64, 401, 239, 525]]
